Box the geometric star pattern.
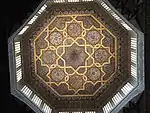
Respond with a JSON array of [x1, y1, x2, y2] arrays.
[[34, 12, 117, 97]]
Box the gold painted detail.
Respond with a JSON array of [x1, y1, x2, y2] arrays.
[[34, 13, 117, 97]]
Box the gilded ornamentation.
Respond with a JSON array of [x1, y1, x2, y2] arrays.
[[33, 12, 117, 97], [67, 23, 82, 37], [87, 67, 101, 81], [49, 31, 63, 46], [51, 68, 65, 82]]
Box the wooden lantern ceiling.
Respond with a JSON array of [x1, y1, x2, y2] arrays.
[[8, 0, 144, 113]]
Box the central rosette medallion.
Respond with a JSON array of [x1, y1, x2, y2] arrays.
[[62, 43, 87, 69], [57, 37, 93, 75]]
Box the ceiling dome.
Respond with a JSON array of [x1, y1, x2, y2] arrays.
[[8, 0, 144, 113]]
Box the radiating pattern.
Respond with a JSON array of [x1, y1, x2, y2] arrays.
[[67, 23, 82, 37], [94, 48, 111, 65], [33, 11, 117, 97], [87, 67, 101, 81], [51, 68, 65, 82], [86, 30, 101, 44], [49, 31, 63, 46]]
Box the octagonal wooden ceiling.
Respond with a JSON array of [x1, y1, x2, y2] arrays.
[[8, 0, 144, 113], [33, 12, 118, 97]]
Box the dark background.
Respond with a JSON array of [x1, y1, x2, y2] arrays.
[[1, 0, 150, 113], [2, 0, 42, 112]]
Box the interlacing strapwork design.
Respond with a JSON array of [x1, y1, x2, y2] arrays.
[[34, 13, 117, 97]]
